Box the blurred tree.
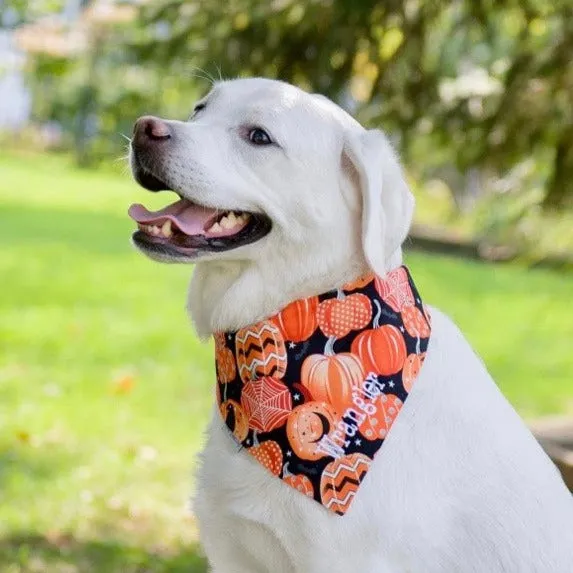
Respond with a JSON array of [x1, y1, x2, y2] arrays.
[[6, 0, 573, 210], [132, 0, 573, 209], [0, 0, 67, 27], [10, 0, 200, 164]]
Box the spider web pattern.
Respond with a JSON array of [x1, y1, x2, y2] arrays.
[[241, 377, 292, 432], [376, 267, 414, 312]]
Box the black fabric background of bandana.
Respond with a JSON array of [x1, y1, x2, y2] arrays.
[[215, 267, 430, 512]]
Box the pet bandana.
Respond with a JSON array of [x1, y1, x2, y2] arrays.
[[215, 266, 431, 516]]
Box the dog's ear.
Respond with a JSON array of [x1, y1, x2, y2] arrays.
[[343, 128, 414, 277]]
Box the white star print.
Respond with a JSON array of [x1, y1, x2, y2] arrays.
[[355, 438, 362, 446], [399, 326, 405, 332], [245, 439, 251, 445], [293, 393, 300, 400], [389, 381, 395, 388], [286, 450, 292, 457], [344, 440, 350, 448], [288, 342, 296, 349]]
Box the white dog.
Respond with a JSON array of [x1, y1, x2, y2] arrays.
[[128, 78, 573, 573]]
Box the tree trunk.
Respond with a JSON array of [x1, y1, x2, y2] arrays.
[[544, 128, 573, 210]]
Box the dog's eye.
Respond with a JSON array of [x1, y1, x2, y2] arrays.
[[248, 128, 272, 146], [191, 103, 206, 118]]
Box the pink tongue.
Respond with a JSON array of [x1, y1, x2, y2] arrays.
[[128, 199, 218, 235]]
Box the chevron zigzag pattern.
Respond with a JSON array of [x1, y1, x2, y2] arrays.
[[235, 322, 287, 382], [320, 453, 371, 515], [236, 336, 281, 356], [238, 354, 286, 380]]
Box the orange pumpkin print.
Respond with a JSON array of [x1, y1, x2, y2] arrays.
[[235, 320, 287, 382], [287, 401, 339, 460], [403, 353, 425, 392], [317, 293, 372, 339], [351, 324, 406, 376], [301, 352, 364, 415], [374, 267, 414, 312], [216, 345, 236, 383], [284, 474, 314, 497], [342, 274, 375, 291], [320, 453, 371, 515], [219, 399, 249, 442], [249, 440, 283, 476], [213, 332, 226, 350], [358, 394, 403, 440], [273, 296, 319, 342], [214, 332, 237, 383], [402, 305, 430, 338], [282, 463, 314, 498]]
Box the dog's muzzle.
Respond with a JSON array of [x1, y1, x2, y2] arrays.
[[128, 116, 272, 260]]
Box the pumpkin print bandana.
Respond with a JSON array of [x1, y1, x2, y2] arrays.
[[214, 266, 431, 516]]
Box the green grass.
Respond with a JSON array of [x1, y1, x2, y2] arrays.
[[1, 152, 573, 572]]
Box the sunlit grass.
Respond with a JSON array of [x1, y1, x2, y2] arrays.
[[1, 151, 572, 571]]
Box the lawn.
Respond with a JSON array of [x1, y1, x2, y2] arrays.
[[1, 152, 572, 572]]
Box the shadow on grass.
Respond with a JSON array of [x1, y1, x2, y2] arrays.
[[0, 534, 208, 573], [0, 447, 75, 491]]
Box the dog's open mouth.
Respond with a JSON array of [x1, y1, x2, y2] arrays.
[[128, 174, 272, 259]]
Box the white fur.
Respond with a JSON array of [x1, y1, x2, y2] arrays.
[[132, 78, 573, 572]]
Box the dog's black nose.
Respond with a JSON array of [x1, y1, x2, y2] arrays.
[[133, 116, 171, 147]]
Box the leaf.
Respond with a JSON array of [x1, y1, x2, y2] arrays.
[[111, 374, 136, 394]]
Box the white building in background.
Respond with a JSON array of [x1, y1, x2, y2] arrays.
[[0, 29, 31, 130], [0, 0, 122, 131]]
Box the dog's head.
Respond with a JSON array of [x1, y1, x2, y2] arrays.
[[129, 78, 414, 334]]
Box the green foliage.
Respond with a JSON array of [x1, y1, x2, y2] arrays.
[[12, 0, 573, 210], [135, 0, 573, 207]]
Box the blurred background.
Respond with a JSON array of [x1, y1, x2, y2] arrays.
[[1, 0, 572, 571]]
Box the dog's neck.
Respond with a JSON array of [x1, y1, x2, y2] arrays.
[[188, 248, 404, 339]]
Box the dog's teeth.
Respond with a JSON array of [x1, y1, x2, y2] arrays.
[[212, 211, 248, 232], [161, 220, 172, 237], [151, 225, 160, 235], [227, 212, 238, 227]]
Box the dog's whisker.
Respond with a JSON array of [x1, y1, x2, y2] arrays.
[[113, 153, 130, 164], [215, 63, 223, 82], [189, 66, 217, 86]]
